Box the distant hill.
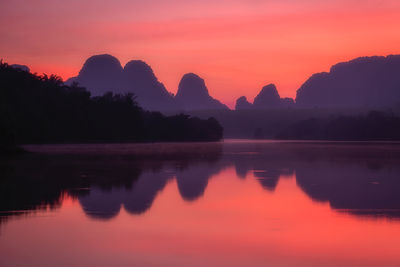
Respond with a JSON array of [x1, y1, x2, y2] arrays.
[[235, 84, 294, 110], [235, 55, 400, 110], [235, 96, 252, 110], [175, 73, 229, 111], [276, 111, 400, 141], [296, 55, 400, 108], [67, 55, 229, 112]]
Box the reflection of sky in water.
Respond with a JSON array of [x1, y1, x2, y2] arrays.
[[1, 141, 400, 266]]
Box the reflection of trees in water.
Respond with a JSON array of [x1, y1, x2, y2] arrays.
[[2, 142, 400, 223], [0, 144, 224, 223]]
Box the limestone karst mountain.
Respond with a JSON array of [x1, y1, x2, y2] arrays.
[[234, 84, 294, 110], [67, 55, 229, 111], [235, 96, 253, 110], [67, 54, 400, 112], [253, 84, 283, 108], [66, 54, 176, 111], [235, 55, 400, 111], [122, 60, 175, 111], [296, 55, 400, 108], [281, 97, 295, 106], [66, 54, 124, 95], [175, 73, 229, 110]]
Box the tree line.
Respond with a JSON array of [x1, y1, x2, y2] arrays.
[[276, 111, 400, 140], [0, 61, 223, 153]]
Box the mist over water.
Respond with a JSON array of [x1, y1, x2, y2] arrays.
[[1, 140, 400, 266]]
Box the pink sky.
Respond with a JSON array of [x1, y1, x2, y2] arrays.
[[1, 0, 400, 108]]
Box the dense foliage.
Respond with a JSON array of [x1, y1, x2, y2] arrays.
[[276, 111, 400, 140], [0, 61, 223, 151]]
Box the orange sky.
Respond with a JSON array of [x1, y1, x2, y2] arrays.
[[1, 0, 400, 108]]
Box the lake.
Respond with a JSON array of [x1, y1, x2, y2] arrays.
[[1, 140, 400, 266]]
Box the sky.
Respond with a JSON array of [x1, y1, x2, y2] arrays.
[[1, 0, 400, 108]]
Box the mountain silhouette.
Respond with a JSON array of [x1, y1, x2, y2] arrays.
[[66, 54, 124, 95], [67, 55, 231, 111], [235, 96, 253, 110], [296, 55, 400, 108], [66, 54, 176, 111], [63, 53, 400, 112], [175, 73, 229, 110], [234, 84, 294, 110], [234, 55, 400, 111], [281, 97, 295, 106], [253, 84, 283, 108], [122, 60, 176, 110]]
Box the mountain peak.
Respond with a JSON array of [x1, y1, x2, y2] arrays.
[[235, 96, 253, 110], [123, 59, 175, 111], [296, 55, 400, 107], [235, 84, 294, 110], [123, 60, 160, 88], [67, 55, 229, 111], [176, 73, 228, 110], [176, 73, 210, 99], [124, 60, 153, 74], [74, 54, 124, 96], [253, 84, 281, 107], [79, 54, 123, 76]]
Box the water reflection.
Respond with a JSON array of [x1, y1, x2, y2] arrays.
[[0, 143, 225, 223], [2, 141, 400, 224]]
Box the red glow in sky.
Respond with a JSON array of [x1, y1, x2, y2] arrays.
[[1, 0, 400, 107]]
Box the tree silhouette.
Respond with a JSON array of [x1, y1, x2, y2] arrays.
[[0, 60, 223, 152]]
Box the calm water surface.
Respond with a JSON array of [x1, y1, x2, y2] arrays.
[[1, 140, 400, 266]]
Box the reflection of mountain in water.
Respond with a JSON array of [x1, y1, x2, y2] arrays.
[[2, 142, 400, 224], [79, 171, 174, 219], [296, 161, 400, 217], [0, 143, 224, 223], [228, 142, 400, 218], [79, 160, 226, 220]]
